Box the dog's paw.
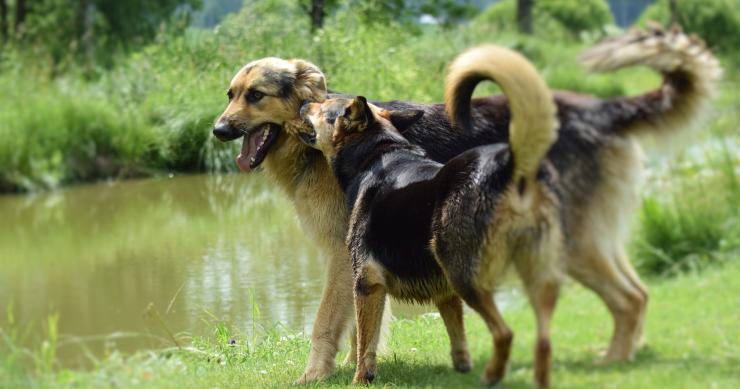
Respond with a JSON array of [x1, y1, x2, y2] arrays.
[[293, 362, 335, 385], [351, 370, 375, 385], [479, 373, 502, 387], [452, 350, 473, 373], [480, 359, 506, 387], [352, 361, 377, 385], [594, 346, 635, 365]]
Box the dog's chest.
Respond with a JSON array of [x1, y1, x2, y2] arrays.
[[380, 268, 453, 303]]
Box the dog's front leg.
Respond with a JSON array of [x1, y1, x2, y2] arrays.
[[352, 263, 387, 385], [295, 250, 355, 384]]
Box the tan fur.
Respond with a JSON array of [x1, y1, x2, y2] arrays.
[[352, 261, 386, 384], [565, 139, 648, 360], [446, 45, 559, 185], [215, 58, 359, 383]]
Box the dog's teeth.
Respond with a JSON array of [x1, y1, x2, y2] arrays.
[[250, 157, 256, 163], [262, 130, 269, 141]]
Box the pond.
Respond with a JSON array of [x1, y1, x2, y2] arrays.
[[1, 174, 522, 368]]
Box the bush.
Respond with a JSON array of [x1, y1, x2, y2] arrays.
[[634, 146, 739, 275], [475, 0, 614, 38], [0, 81, 160, 191], [537, 0, 614, 34], [637, 0, 740, 54]]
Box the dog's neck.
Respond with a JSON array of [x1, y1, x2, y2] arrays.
[[262, 131, 325, 195], [331, 126, 426, 193]]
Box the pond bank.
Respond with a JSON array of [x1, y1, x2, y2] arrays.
[[3, 256, 738, 388]]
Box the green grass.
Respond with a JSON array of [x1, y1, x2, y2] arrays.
[[3, 256, 739, 388]]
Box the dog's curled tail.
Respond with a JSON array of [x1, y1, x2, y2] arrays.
[[579, 23, 722, 136], [446, 45, 558, 186]]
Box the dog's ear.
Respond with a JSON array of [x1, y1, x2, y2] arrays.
[[344, 96, 374, 131], [289, 59, 327, 102], [386, 109, 424, 132]]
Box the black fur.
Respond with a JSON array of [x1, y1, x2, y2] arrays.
[[330, 111, 558, 304], [366, 92, 615, 237]]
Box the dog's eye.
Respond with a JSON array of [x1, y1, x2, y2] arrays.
[[227, 90, 234, 101], [246, 90, 264, 103]]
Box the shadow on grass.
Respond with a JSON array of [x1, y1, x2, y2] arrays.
[[314, 345, 738, 387], [556, 346, 739, 379], [321, 356, 530, 388]]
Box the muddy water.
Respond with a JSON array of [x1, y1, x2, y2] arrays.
[[2, 174, 507, 367]]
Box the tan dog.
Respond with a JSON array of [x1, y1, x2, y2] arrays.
[[212, 26, 720, 382]]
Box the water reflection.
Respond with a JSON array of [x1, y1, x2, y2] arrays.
[[0, 174, 519, 367]]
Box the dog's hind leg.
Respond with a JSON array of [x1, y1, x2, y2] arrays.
[[521, 278, 559, 389], [296, 251, 355, 384], [568, 248, 645, 363], [342, 323, 357, 366], [352, 263, 387, 385], [436, 296, 473, 372], [615, 247, 649, 350], [456, 287, 513, 386]]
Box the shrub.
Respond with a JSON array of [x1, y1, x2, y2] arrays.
[[634, 146, 739, 275], [475, 0, 614, 38], [637, 0, 740, 54], [537, 0, 614, 34]]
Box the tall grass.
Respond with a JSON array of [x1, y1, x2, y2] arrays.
[[634, 140, 739, 276], [0, 2, 629, 192]]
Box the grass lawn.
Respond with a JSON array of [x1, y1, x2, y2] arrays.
[[6, 258, 738, 388]]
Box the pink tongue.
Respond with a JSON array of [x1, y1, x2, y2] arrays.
[[236, 129, 265, 172]]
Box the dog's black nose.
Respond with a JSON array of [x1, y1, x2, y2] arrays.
[[213, 122, 243, 142]]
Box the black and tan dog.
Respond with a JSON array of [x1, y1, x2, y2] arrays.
[[212, 26, 720, 382], [295, 45, 562, 387]]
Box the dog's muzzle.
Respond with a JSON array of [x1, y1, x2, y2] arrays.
[[212, 122, 243, 142]]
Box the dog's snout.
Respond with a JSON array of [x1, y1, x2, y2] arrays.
[[212, 122, 243, 142]]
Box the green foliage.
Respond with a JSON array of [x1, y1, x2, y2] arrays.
[[475, 0, 613, 38], [537, 0, 613, 34], [0, 74, 162, 191], [418, 0, 478, 27], [638, 0, 740, 54], [9, 0, 202, 68], [635, 145, 739, 276]]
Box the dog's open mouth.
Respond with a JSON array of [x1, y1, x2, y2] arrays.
[[236, 124, 280, 172]]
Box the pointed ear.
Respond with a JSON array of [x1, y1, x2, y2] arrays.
[[343, 96, 374, 130], [387, 109, 423, 132], [289, 59, 327, 102]]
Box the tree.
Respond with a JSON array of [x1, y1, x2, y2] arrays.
[[668, 0, 679, 26], [301, 0, 339, 32], [517, 0, 533, 34], [10, 0, 201, 68], [0, 0, 7, 43], [15, 0, 26, 37]]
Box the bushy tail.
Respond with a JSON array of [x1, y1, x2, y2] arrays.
[[445, 45, 558, 186], [579, 23, 722, 136]]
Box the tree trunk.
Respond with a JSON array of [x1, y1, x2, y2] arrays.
[[309, 0, 325, 32], [14, 0, 26, 37], [668, 0, 679, 27], [0, 0, 7, 43], [517, 0, 533, 35]]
